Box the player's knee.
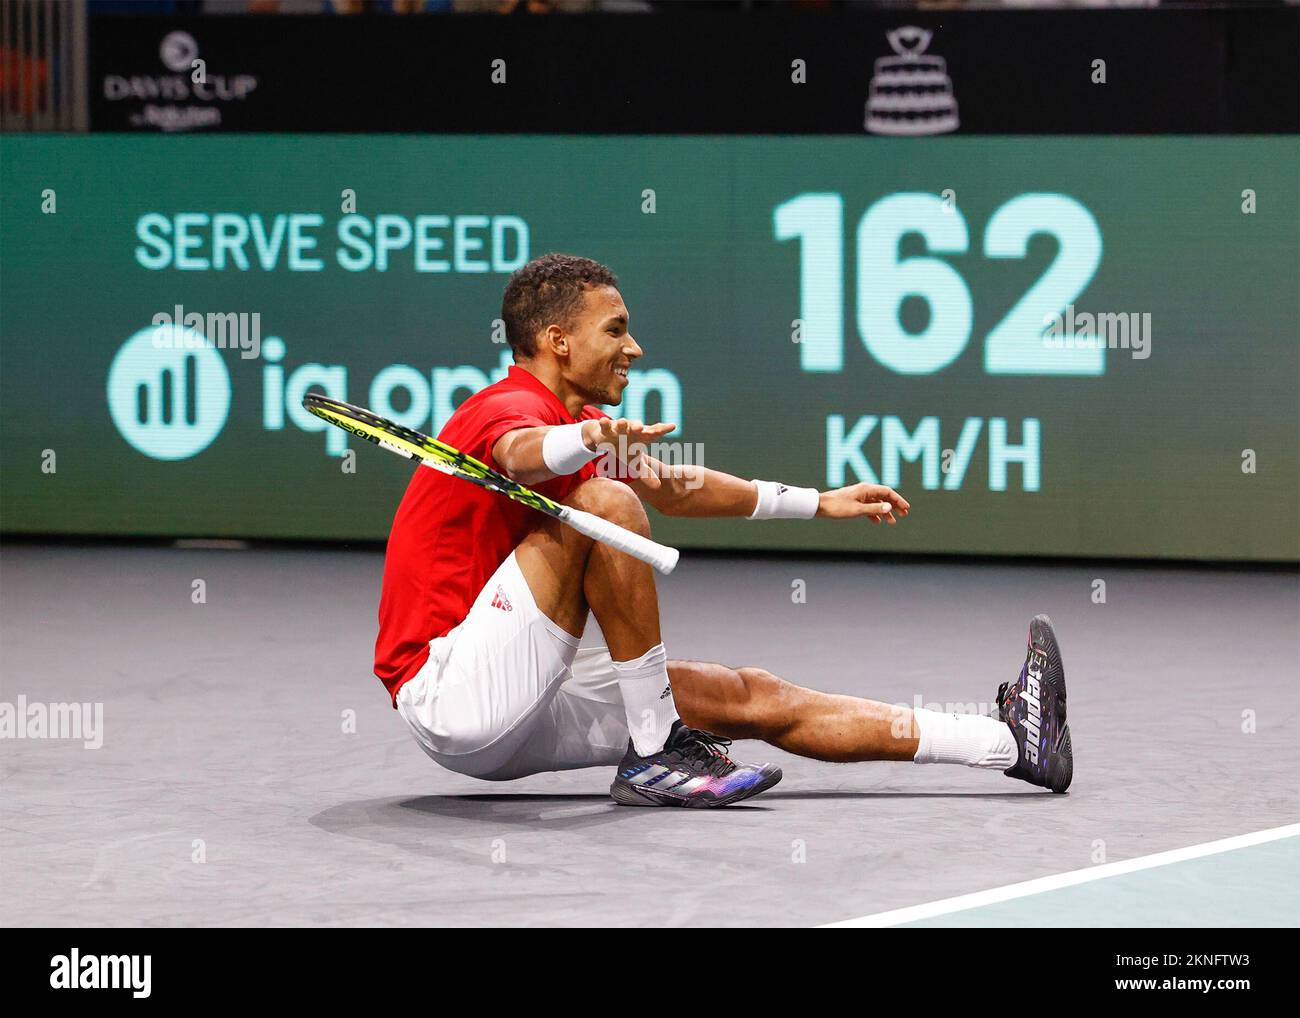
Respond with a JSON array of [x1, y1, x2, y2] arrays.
[[735, 666, 781, 700], [676, 661, 793, 738], [733, 667, 795, 733], [567, 477, 649, 535]]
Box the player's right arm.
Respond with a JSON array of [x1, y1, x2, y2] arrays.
[[493, 418, 675, 487]]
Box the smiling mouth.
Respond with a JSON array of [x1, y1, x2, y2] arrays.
[[613, 366, 629, 379]]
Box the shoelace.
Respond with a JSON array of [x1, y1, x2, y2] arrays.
[[673, 729, 736, 776], [989, 682, 1009, 720]]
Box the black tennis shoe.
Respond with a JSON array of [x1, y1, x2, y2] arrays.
[[609, 722, 782, 808], [994, 614, 1073, 793]]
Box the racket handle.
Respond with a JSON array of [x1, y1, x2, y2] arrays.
[[560, 507, 680, 576]]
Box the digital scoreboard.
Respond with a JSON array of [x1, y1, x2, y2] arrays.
[[1, 136, 1296, 560]]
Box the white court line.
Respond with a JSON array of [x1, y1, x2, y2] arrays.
[[823, 822, 1300, 928]]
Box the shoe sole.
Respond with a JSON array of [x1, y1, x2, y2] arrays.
[[609, 766, 783, 808], [1030, 614, 1073, 794], [1049, 723, 1073, 794]]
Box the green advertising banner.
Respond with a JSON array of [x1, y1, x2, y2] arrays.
[[1, 136, 1296, 559]]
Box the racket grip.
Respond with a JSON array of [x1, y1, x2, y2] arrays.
[[560, 507, 680, 576]]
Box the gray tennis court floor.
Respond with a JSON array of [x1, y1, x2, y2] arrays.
[[2, 544, 1296, 926]]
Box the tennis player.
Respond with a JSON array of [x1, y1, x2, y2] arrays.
[[375, 254, 1073, 807]]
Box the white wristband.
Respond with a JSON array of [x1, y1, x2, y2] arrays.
[[542, 423, 601, 476], [748, 479, 820, 520]]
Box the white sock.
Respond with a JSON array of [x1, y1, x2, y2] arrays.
[[612, 643, 679, 756], [912, 708, 1018, 769]]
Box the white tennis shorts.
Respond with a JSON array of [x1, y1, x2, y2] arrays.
[[395, 551, 631, 780]]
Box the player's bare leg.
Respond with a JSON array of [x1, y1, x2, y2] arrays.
[[668, 661, 920, 762], [668, 654, 1044, 779], [669, 614, 1073, 791]]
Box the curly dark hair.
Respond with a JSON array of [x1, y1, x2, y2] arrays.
[[501, 253, 619, 359]]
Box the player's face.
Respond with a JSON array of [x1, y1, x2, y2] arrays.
[[565, 286, 641, 406]]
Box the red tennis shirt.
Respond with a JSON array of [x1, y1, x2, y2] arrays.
[[374, 365, 614, 704]]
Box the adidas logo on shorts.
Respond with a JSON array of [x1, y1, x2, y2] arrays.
[[490, 586, 513, 612]]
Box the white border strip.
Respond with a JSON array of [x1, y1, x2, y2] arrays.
[[824, 822, 1300, 928]]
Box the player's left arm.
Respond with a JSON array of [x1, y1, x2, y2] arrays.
[[627, 455, 910, 524]]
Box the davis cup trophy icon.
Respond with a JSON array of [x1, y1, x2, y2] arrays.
[[865, 26, 959, 136]]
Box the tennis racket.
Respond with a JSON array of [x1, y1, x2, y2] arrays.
[[303, 393, 680, 575]]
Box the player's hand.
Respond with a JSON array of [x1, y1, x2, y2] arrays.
[[582, 418, 676, 489], [816, 483, 910, 524]]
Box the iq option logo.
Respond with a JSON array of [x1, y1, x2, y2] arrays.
[[107, 325, 231, 460], [106, 330, 682, 462]]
